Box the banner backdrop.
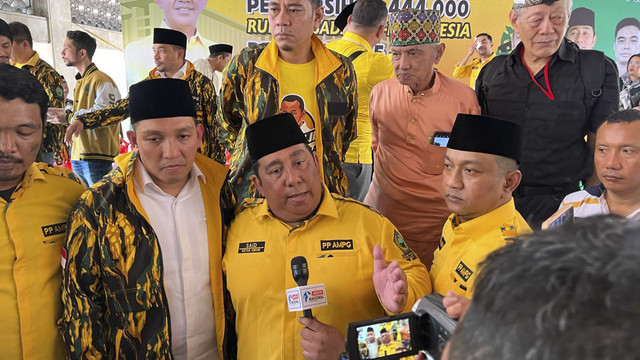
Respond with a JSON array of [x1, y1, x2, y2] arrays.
[[120, 0, 638, 87]]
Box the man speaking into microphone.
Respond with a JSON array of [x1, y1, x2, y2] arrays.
[[222, 113, 431, 360]]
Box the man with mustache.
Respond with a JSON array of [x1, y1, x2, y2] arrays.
[[430, 113, 531, 299], [124, 0, 215, 85], [61, 78, 234, 359], [554, 109, 640, 221], [64, 28, 221, 162], [365, 8, 480, 266], [475, 0, 619, 228], [0, 64, 85, 359], [453, 33, 495, 89], [222, 113, 430, 360], [217, 0, 357, 203]]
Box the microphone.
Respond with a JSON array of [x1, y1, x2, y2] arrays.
[[291, 256, 313, 318]]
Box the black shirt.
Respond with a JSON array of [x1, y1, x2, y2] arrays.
[[476, 40, 619, 188]]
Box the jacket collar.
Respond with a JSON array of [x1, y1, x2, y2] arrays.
[[116, 151, 229, 220], [76, 63, 98, 80], [254, 184, 339, 223], [508, 39, 577, 66], [342, 31, 373, 52], [12, 51, 39, 68], [255, 34, 343, 85], [149, 60, 195, 79]]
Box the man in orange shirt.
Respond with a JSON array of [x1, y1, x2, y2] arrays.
[[365, 9, 480, 266]]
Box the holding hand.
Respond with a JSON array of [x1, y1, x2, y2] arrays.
[[372, 245, 408, 313], [299, 317, 345, 360]]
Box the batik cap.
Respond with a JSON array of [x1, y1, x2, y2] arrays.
[[389, 9, 440, 46], [513, 0, 561, 9]]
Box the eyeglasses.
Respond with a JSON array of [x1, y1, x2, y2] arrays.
[[629, 62, 640, 67]]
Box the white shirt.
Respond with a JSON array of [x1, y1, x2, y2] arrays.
[[155, 61, 188, 79], [560, 185, 640, 221], [133, 160, 219, 360], [192, 58, 222, 94]]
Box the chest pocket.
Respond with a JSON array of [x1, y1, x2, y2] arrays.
[[421, 143, 447, 175]]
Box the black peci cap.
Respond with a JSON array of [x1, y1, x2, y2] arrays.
[[246, 113, 307, 162], [209, 44, 233, 55], [129, 78, 195, 123], [447, 114, 524, 163], [153, 28, 187, 48], [568, 7, 595, 29], [335, 2, 356, 32]]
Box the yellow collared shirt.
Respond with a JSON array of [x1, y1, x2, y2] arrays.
[[223, 185, 431, 360], [0, 163, 85, 359], [452, 52, 496, 89], [430, 198, 531, 298]]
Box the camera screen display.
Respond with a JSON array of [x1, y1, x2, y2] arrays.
[[354, 318, 413, 359]]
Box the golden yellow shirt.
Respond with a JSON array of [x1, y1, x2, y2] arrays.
[[452, 52, 496, 89], [222, 185, 431, 360], [0, 163, 85, 359], [430, 198, 531, 299], [326, 32, 395, 164]]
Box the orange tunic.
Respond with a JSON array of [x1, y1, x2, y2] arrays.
[[365, 72, 480, 266]]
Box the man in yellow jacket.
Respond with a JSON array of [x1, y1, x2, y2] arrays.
[[430, 114, 532, 299], [326, 0, 394, 201], [223, 113, 431, 360], [0, 64, 85, 359], [61, 79, 234, 359]]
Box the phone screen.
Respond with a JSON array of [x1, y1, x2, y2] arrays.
[[433, 136, 449, 147], [353, 317, 413, 359]]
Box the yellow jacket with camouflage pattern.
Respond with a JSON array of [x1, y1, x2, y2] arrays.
[[76, 61, 223, 161], [60, 152, 236, 359], [218, 35, 358, 202], [15, 52, 66, 154]]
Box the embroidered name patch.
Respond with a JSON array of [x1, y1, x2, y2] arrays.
[[455, 261, 473, 282], [238, 241, 265, 253], [320, 240, 354, 251], [41, 222, 67, 237]]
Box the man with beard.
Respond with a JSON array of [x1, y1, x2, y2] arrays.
[[453, 33, 495, 89]]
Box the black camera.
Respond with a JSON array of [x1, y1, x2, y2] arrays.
[[345, 293, 457, 360]]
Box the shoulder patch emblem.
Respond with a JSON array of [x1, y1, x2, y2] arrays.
[[500, 225, 518, 238], [393, 230, 418, 261]]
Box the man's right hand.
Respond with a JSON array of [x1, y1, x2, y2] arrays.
[[467, 39, 479, 56], [65, 120, 84, 146]]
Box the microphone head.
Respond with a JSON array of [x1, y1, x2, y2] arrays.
[[291, 256, 309, 286]]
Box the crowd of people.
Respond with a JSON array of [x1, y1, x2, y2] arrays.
[[0, 0, 639, 359]]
